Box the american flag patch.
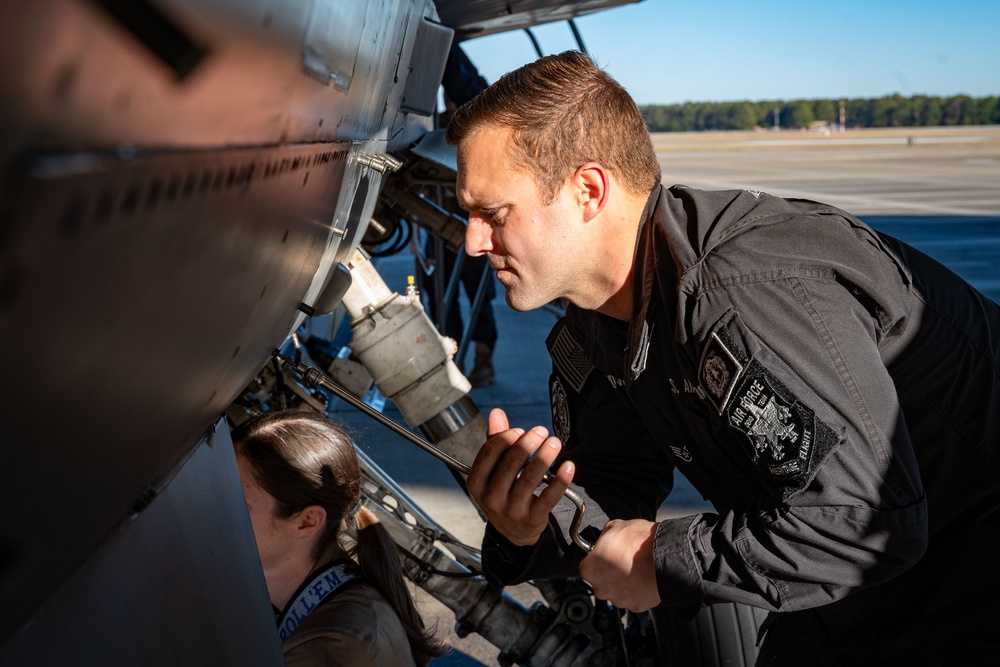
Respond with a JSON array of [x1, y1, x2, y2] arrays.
[[548, 323, 594, 394]]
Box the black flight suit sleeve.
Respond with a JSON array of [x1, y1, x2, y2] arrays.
[[653, 216, 929, 618]]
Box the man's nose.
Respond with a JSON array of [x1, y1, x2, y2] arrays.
[[465, 217, 493, 256]]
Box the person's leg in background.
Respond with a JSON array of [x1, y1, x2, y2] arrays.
[[419, 236, 498, 384], [461, 253, 497, 386]]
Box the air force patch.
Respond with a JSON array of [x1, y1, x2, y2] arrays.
[[727, 367, 816, 478], [701, 312, 841, 499]]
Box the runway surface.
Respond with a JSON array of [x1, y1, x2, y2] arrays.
[[331, 125, 1000, 665], [654, 125, 1000, 217]]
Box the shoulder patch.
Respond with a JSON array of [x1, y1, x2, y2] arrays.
[[699, 331, 743, 414], [727, 363, 814, 478], [702, 309, 841, 500], [725, 360, 839, 498]]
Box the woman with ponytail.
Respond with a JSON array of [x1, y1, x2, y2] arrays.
[[232, 410, 446, 665]]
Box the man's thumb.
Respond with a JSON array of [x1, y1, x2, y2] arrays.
[[487, 407, 509, 436]]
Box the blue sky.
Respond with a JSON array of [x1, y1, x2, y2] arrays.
[[459, 0, 1000, 105]]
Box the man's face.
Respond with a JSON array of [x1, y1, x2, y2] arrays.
[[456, 125, 582, 312]]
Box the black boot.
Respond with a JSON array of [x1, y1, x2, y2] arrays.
[[467, 342, 496, 387]]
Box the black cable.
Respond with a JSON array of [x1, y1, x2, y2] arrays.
[[368, 218, 412, 258], [398, 547, 481, 578]]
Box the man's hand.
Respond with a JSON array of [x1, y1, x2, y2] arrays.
[[579, 519, 661, 612], [466, 408, 575, 546]]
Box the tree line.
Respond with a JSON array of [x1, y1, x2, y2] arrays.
[[640, 94, 1000, 132]]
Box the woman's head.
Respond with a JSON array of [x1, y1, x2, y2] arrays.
[[232, 410, 446, 663], [232, 410, 358, 563]]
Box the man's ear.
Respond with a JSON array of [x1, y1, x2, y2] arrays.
[[294, 505, 328, 540], [574, 162, 609, 222]]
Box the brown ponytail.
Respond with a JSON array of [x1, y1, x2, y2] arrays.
[[353, 506, 447, 665], [232, 410, 446, 664]]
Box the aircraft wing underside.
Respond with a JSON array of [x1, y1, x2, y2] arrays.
[[438, 0, 643, 39]]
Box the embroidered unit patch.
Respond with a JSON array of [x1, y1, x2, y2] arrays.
[[669, 445, 693, 463], [550, 376, 572, 445], [699, 331, 743, 414], [726, 363, 816, 478], [699, 312, 841, 498]]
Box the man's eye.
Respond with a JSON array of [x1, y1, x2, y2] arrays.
[[482, 208, 505, 223]]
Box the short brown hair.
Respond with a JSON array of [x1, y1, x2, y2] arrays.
[[446, 50, 661, 202]]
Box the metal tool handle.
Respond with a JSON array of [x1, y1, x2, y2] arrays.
[[274, 351, 594, 552]]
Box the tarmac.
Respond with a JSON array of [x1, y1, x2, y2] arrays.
[[329, 125, 1000, 665]]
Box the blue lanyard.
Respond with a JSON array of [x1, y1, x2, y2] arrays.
[[277, 561, 358, 642]]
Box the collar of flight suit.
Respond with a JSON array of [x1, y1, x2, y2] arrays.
[[624, 185, 669, 386]]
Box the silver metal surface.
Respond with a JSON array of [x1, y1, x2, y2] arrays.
[[417, 395, 481, 442], [277, 351, 473, 472], [410, 128, 458, 172], [437, 0, 644, 40], [0, 139, 350, 645], [0, 0, 447, 653]]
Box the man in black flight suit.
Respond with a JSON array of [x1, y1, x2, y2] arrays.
[[447, 50, 1000, 666]]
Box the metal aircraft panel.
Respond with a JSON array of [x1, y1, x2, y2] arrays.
[[0, 422, 283, 667], [0, 0, 446, 652], [437, 0, 643, 39], [0, 140, 351, 644]]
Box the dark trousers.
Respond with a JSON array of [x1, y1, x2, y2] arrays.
[[756, 607, 1000, 666]]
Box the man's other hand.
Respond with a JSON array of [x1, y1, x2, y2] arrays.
[[466, 408, 575, 546], [580, 519, 661, 612]]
